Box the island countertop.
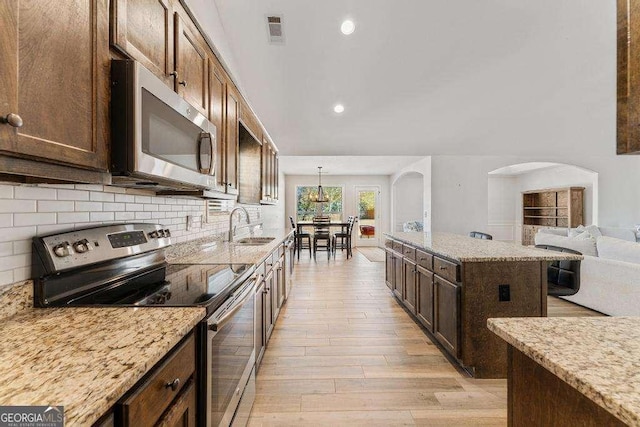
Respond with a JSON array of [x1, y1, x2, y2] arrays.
[[385, 231, 583, 262], [0, 298, 205, 426], [488, 317, 640, 426]]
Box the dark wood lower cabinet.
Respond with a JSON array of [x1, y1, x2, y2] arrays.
[[434, 275, 460, 358], [508, 346, 626, 427], [416, 266, 434, 332], [156, 380, 197, 427], [392, 252, 403, 299], [385, 249, 394, 290], [402, 258, 417, 313]]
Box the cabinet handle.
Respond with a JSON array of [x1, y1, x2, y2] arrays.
[[439, 266, 447, 270], [169, 71, 178, 78], [179, 80, 187, 87], [165, 378, 180, 391], [1, 113, 23, 128]]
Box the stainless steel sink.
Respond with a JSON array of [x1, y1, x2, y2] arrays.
[[234, 237, 276, 246]]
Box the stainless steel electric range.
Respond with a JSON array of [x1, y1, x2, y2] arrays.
[[32, 223, 257, 427]]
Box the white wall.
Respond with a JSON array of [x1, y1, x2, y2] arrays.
[[390, 157, 432, 234], [393, 172, 424, 231], [284, 174, 391, 236], [487, 175, 518, 241], [432, 155, 640, 237], [261, 171, 286, 229]]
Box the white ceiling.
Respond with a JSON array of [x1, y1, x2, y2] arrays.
[[214, 0, 615, 158], [280, 156, 425, 175]]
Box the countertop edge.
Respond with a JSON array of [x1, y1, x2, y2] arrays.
[[487, 319, 637, 427]]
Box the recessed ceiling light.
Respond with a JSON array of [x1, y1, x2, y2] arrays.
[[334, 104, 345, 113], [340, 20, 355, 35]]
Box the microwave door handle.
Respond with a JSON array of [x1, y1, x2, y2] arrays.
[[198, 132, 214, 175]]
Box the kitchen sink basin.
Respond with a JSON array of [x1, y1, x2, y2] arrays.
[[234, 237, 276, 246]]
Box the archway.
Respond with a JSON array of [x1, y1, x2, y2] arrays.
[[392, 171, 424, 232], [487, 162, 598, 243]]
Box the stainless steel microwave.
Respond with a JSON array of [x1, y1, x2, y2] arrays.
[[110, 60, 219, 192]]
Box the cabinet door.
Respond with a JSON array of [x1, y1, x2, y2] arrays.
[[225, 85, 239, 194], [175, 13, 207, 116], [273, 153, 279, 200], [618, 0, 640, 154], [0, 0, 108, 171], [277, 257, 286, 308], [208, 61, 226, 189], [416, 266, 434, 332], [271, 262, 281, 322], [111, 0, 174, 86], [255, 279, 265, 368], [156, 380, 197, 427], [434, 276, 460, 358], [385, 250, 394, 290], [392, 254, 403, 300], [264, 270, 274, 342], [403, 259, 417, 314]]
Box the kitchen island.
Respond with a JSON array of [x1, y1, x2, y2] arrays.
[[489, 317, 637, 426], [384, 231, 582, 378]]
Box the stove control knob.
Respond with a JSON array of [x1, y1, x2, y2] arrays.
[[148, 231, 159, 239], [73, 239, 91, 253], [157, 229, 166, 238], [52, 242, 71, 258], [164, 229, 171, 237]]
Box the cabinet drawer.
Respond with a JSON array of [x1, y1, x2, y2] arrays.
[[120, 333, 196, 426], [402, 245, 416, 261], [392, 241, 403, 253], [433, 257, 460, 283], [416, 250, 433, 271]]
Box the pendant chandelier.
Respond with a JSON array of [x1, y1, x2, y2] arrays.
[[314, 166, 328, 203]]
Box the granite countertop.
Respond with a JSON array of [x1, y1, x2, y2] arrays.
[[167, 227, 294, 265], [385, 231, 583, 262], [488, 317, 640, 426]]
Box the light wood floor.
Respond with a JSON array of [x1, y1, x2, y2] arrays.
[[248, 248, 602, 426]]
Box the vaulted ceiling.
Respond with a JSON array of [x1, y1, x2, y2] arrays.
[[214, 0, 615, 159]]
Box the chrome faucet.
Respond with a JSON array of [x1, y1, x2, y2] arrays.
[[228, 206, 251, 242]]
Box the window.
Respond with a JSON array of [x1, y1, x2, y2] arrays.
[[296, 186, 343, 221]]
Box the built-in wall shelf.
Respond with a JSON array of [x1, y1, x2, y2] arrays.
[[521, 187, 584, 246]]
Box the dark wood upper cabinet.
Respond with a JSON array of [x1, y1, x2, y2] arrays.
[[208, 61, 226, 189], [0, 0, 109, 171], [225, 84, 240, 193], [111, 0, 174, 86], [175, 13, 208, 116], [618, 0, 640, 154]]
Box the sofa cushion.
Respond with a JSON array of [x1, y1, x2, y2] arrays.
[[596, 236, 640, 265], [539, 228, 569, 237], [569, 225, 603, 239], [534, 232, 598, 256], [598, 227, 638, 242]]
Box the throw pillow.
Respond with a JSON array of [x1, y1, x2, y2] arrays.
[[596, 236, 640, 265], [534, 232, 597, 256]]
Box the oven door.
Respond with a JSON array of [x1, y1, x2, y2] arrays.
[[206, 279, 256, 427], [112, 60, 218, 190]]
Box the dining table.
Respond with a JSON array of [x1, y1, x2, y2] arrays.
[[296, 221, 351, 234]]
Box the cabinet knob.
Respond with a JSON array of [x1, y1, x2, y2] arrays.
[[439, 266, 447, 270], [179, 80, 187, 87], [1, 113, 23, 128], [165, 378, 180, 391], [169, 71, 178, 78]]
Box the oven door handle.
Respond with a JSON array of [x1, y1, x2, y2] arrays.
[[208, 281, 255, 332]]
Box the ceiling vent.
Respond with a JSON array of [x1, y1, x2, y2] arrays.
[[267, 15, 285, 44]]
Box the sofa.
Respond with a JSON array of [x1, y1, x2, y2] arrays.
[[534, 225, 640, 316]]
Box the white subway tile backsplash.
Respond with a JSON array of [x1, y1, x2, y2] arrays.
[[75, 201, 103, 212], [0, 243, 12, 257], [103, 203, 125, 212], [38, 201, 75, 212], [114, 194, 135, 203], [0, 186, 14, 199], [0, 183, 252, 286], [58, 212, 90, 224], [57, 189, 90, 201], [90, 212, 114, 222], [12, 240, 31, 255], [14, 186, 56, 200], [115, 212, 136, 221], [0, 200, 36, 213], [90, 191, 115, 202], [14, 213, 56, 227]]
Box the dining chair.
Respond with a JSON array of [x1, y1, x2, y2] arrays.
[[332, 216, 355, 259], [469, 231, 493, 240], [290, 216, 311, 259], [312, 216, 332, 260]]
